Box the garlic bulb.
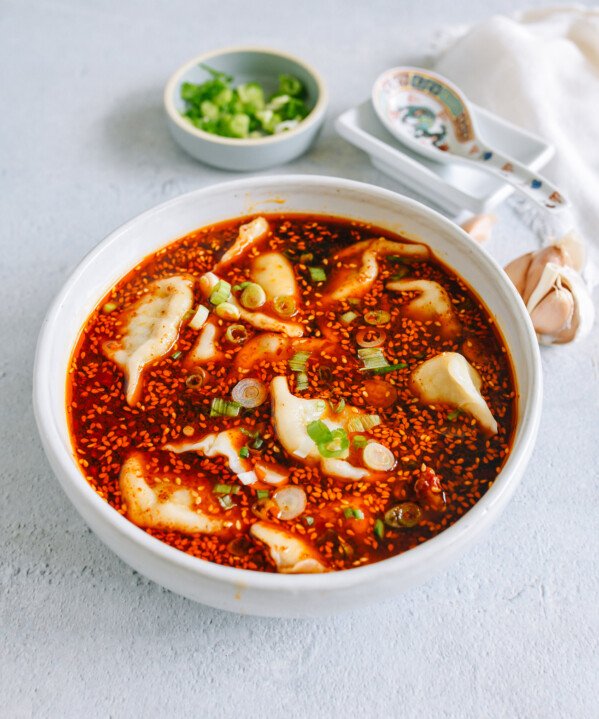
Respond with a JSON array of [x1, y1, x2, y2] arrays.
[[505, 240, 594, 345]]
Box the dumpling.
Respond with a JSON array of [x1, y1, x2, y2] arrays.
[[119, 453, 227, 534], [250, 251, 299, 301], [185, 319, 223, 366], [104, 276, 193, 405], [324, 237, 430, 302], [214, 217, 270, 270], [199, 271, 304, 337], [165, 428, 255, 483], [410, 352, 498, 435], [250, 521, 328, 573], [386, 278, 461, 338], [270, 376, 376, 480]]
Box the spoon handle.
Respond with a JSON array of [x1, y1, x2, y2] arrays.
[[472, 145, 569, 213]]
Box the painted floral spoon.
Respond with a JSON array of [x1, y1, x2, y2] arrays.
[[372, 66, 572, 229]]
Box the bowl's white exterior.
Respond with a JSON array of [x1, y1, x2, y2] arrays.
[[164, 47, 328, 171], [33, 176, 542, 617]]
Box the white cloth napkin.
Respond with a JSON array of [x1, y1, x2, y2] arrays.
[[433, 5, 599, 288]]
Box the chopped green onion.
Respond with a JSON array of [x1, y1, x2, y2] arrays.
[[352, 435, 368, 448], [347, 297, 361, 306], [364, 310, 391, 326], [251, 436, 264, 449], [102, 302, 117, 313], [185, 370, 206, 389], [347, 414, 381, 433], [225, 324, 248, 344], [295, 372, 309, 391], [288, 351, 310, 372], [374, 518, 385, 540], [239, 446, 250, 459], [210, 397, 241, 418], [358, 347, 389, 371], [218, 494, 236, 510], [188, 304, 209, 330], [209, 280, 231, 306], [307, 420, 332, 445], [388, 255, 412, 265], [385, 502, 422, 529], [370, 362, 408, 375], [213, 484, 240, 495], [390, 267, 410, 280], [256, 489, 270, 500], [308, 266, 327, 282], [317, 428, 349, 459], [330, 398, 346, 414], [171, 350, 182, 360], [232, 281, 252, 292], [240, 283, 266, 309], [447, 409, 463, 421], [363, 442, 395, 471], [299, 252, 313, 263], [273, 295, 297, 317], [232, 378, 267, 408], [356, 327, 386, 348], [215, 301, 240, 320], [304, 515, 314, 526], [340, 311, 358, 325], [344, 507, 364, 520]]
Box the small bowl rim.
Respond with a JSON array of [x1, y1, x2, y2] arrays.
[[164, 45, 329, 147], [33, 175, 542, 595]]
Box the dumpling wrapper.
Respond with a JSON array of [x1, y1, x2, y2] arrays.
[[250, 251, 298, 301], [250, 521, 328, 574], [119, 453, 226, 534], [104, 276, 193, 405], [324, 237, 430, 302], [386, 278, 461, 338], [410, 352, 498, 435], [214, 217, 269, 270], [164, 429, 290, 487], [165, 429, 255, 483], [270, 376, 375, 479], [186, 319, 223, 366]]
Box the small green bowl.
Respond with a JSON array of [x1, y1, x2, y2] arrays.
[[164, 46, 328, 171]]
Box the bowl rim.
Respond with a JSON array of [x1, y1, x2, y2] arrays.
[[163, 45, 329, 147], [33, 174, 542, 593]]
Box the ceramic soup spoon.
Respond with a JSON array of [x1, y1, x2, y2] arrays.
[[372, 67, 572, 229]]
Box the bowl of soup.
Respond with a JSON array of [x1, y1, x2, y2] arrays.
[[33, 175, 542, 617]]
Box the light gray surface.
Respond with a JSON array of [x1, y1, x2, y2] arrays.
[[1, 1, 597, 717]]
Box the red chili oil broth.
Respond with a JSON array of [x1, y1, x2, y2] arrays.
[[66, 214, 517, 573]]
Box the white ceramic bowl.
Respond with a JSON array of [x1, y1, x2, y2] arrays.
[[33, 176, 542, 618], [164, 47, 328, 171]]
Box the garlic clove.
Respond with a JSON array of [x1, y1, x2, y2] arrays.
[[555, 229, 585, 272], [522, 245, 571, 304], [461, 214, 497, 244], [504, 252, 532, 296], [529, 284, 574, 337], [525, 262, 595, 345]]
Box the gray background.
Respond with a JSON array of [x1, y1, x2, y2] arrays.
[[2, 1, 597, 717]]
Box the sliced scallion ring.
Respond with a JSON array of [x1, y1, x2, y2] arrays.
[[240, 282, 266, 309], [362, 441, 395, 471], [273, 486, 307, 520], [209, 280, 231, 306], [364, 310, 391, 326], [225, 324, 248, 344], [356, 327, 387, 348], [273, 295, 297, 317], [231, 378, 267, 408]]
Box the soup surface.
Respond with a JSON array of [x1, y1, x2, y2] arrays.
[[67, 214, 516, 574]]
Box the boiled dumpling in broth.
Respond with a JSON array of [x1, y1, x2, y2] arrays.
[[386, 278, 461, 338], [250, 521, 328, 574], [410, 352, 498, 435], [104, 276, 193, 405], [119, 453, 227, 534]]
